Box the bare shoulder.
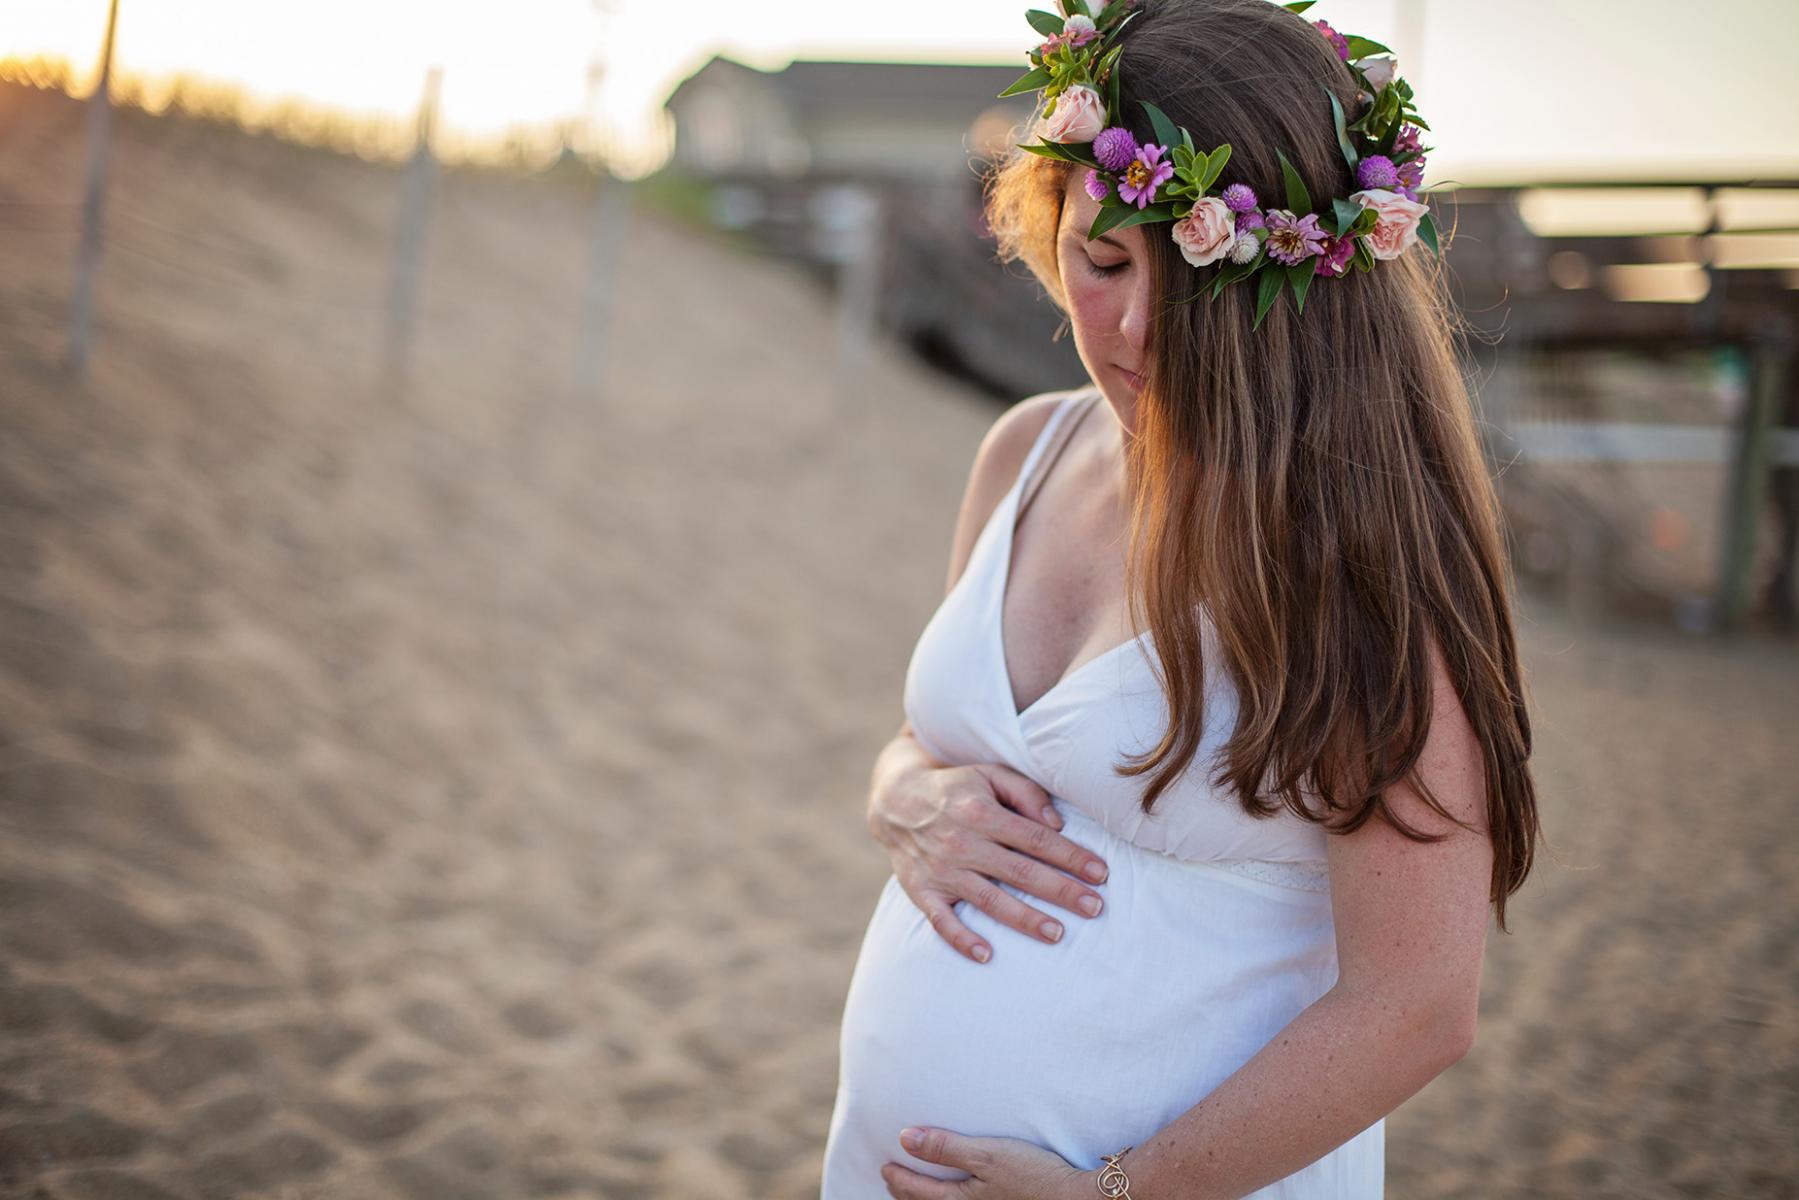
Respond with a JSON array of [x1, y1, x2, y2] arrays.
[[940, 389, 1082, 595]]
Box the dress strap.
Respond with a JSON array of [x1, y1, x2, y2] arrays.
[[1017, 387, 1101, 526]]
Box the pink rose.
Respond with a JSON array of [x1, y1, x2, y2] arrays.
[[1348, 187, 1429, 260], [1039, 84, 1108, 144], [1170, 197, 1237, 267], [1358, 56, 1397, 91]]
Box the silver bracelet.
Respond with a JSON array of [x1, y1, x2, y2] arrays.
[[1097, 1145, 1135, 1197]]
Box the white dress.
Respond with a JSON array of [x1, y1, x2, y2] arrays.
[[819, 389, 1385, 1197]]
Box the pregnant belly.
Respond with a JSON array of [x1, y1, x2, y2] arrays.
[[822, 807, 1342, 1193]]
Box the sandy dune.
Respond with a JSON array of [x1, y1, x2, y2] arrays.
[[0, 85, 1793, 1198]]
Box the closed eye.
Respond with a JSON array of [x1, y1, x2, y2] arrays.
[[1085, 256, 1129, 277]]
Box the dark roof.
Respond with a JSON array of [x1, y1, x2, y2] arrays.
[[771, 60, 1032, 114], [668, 55, 1033, 119]]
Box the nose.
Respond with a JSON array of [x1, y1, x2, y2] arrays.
[[1120, 265, 1152, 354]]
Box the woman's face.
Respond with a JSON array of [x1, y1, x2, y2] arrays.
[[1056, 169, 1155, 433]]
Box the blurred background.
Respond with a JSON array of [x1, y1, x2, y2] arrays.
[[0, 1, 1794, 1196]]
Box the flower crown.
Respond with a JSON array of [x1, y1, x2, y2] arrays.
[[998, 0, 1441, 330]]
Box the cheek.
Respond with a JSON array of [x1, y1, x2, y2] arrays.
[[1062, 269, 1118, 335]]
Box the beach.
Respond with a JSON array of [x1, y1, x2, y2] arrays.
[[0, 85, 1794, 1198]]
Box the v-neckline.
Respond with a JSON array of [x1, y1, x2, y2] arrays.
[[992, 398, 1154, 723]]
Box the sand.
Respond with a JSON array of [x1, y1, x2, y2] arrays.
[[0, 84, 1794, 1198]]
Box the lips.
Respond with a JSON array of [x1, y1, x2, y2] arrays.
[[1117, 365, 1146, 390]]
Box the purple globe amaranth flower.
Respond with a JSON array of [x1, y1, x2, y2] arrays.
[[1234, 209, 1265, 234], [1092, 126, 1140, 172], [1263, 209, 1328, 265], [1221, 183, 1259, 214], [1117, 143, 1175, 209], [1355, 155, 1399, 190], [1314, 19, 1350, 61], [1084, 168, 1111, 202]]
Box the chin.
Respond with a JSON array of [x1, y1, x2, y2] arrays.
[[1097, 389, 1136, 441]]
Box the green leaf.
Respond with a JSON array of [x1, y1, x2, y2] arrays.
[[1282, 0, 1317, 12], [1198, 144, 1232, 193], [1331, 197, 1363, 237], [1108, 202, 1181, 233], [1088, 204, 1132, 240], [1353, 237, 1376, 272], [1141, 100, 1181, 151], [1210, 256, 1260, 298], [998, 66, 1052, 98], [1182, 127, 1195, 154], [1344, 36, 1392, 58], [1253, 268, 1286, 331], [1277, 149, 1312, 215], [1405, 115, 1431, 132], [1351, 207, 1379, 234], [1025, 9, 1066, 38], [1417, 211, 1441, 257], [1090, 202, 1177, 240], [1017, 141, 1077, 162], [1106, 57, 1121, 118], [1064, 0, 1091, 15], [1286, 260, 1315, 314], [1326, 88, 1359, 173]]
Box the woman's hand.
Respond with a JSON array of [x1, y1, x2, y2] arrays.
[[882, 1127, 1092, 1199], [866, 734, 1110, 964]]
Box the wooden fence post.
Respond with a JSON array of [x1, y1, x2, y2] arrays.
[[66, 0, 121, 378], [383, 67, 441, 392], [570, 168, 633, 402], [1714, 331, 1792, 630]]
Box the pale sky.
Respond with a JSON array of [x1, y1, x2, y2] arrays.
[[6, 0, 1797, 184]]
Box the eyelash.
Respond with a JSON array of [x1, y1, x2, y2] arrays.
[[1085, 257, 1128, 277]]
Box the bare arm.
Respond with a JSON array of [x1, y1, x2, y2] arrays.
[[1108, 643, 1493, 1199]]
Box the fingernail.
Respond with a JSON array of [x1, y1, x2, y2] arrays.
[[1041, 920, 1062, 941], [1084, 861, 1107, 883], [1078, 894, 1102, 916], [973, 945, 991, 962], [1047, 810, 1064, 829], [900, 1127, 924, 1149]]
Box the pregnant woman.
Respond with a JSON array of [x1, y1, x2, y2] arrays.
[[821, 1, 1541, 1196]]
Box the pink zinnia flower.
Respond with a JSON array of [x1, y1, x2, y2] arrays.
[[1062, 14, 1099, 46], [1396, 157, 1424, 199], [1084, 168, 1111, 202], [1393, 125, 1422, 156], [1117, 143, 1174, 209], [1263, 209, 1328, 265], [1314, 19, 1351, 61], [1313, 231, 1357, 277]]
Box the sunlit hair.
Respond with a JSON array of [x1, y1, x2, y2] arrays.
[[981, 0, 1538, 932]]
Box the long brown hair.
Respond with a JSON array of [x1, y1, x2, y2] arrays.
[[982, 0, 1539, 932]]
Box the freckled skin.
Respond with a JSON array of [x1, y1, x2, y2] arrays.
[[1054, 171, 1155, 438]]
